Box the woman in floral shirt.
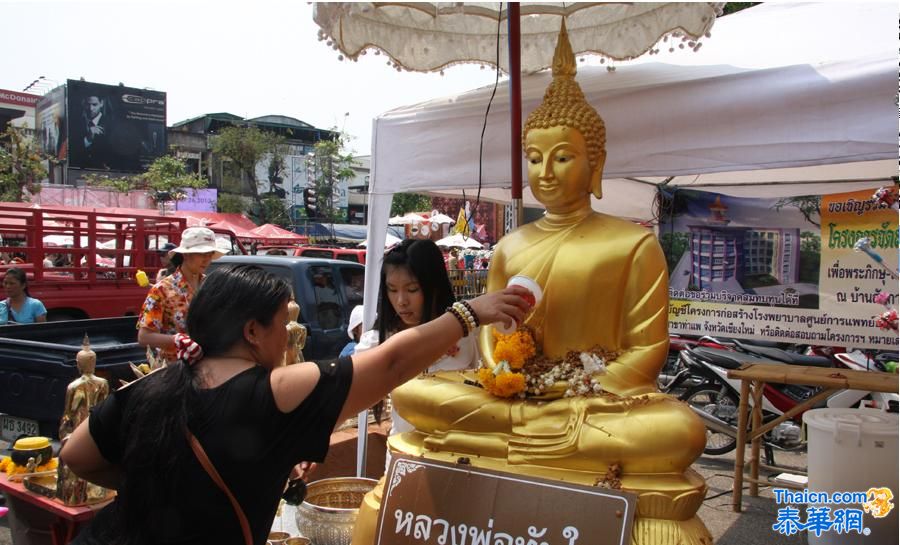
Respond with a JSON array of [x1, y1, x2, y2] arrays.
[[137, 227, 223, 361]]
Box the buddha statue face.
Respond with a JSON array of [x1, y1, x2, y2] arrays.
[[522, 18, 606, 212], [525, 125, 603, 213]]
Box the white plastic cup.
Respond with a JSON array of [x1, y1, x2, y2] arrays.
[[494, 275, 542, 334]]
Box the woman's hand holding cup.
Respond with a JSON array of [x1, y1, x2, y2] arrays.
[[466, 285, 534, 333]]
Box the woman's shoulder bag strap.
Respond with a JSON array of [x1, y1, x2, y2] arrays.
[[186, 431, 253, 545]]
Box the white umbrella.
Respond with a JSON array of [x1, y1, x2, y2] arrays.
[[359, 233, 402, 248], [314, 3, 720, 74], [388, 212, 429, 225], [315, 2, 721, 225], [435, 233, 484, 249], [429, 213, 456, 224]]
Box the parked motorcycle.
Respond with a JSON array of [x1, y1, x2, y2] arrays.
[[673, 340, 898, 458]]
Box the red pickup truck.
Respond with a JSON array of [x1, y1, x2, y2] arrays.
[[0, 203, 244, 320]]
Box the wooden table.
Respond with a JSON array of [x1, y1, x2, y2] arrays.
[[727, 362, 899, 512], [0, 473, 113, 544]]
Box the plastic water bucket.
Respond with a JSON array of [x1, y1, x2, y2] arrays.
[[803, 408, 898, 545]]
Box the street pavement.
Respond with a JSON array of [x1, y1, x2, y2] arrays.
[[1, 446, 808, 545]]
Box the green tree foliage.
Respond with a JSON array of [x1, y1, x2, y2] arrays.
[[799, 231, 821, 284], [307, 131, 357, 222], [0, 126, 48, 201], [212, 126, 282, 203], [774, 196, 821, 228], [391, 193, 433, 216], [722, 3, 760, 16], [259, 194, 290, 228], [84, 155, 207, 206], [659, 231, 690, 273], [217, 193, 247, 214]]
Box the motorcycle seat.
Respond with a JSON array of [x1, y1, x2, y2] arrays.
[[690, 346, 760, 370], [733, 340, 832, 368]]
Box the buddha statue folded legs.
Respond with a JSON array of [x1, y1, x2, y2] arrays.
[[352, 20, 711, 545]]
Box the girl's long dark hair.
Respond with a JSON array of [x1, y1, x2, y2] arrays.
[[118, 265, 290, 544], [4, 267, 31, 297], [377, 239, 455, 341]]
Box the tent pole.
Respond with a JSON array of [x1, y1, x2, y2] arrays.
[[508, 2, 523, 229]]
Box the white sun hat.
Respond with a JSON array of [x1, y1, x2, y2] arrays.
[[169, 227, 225, 258]]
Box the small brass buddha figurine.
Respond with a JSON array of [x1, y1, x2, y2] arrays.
[[353, 21, 710, 545], [57, 335, 112, 505], [283, 295, 307, 366]]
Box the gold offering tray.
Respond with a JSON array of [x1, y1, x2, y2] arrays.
[[8, 469, 56, 483], [21, 472, 59, 499]]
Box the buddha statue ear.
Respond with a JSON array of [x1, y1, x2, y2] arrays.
[[591, 151, 606, 199]]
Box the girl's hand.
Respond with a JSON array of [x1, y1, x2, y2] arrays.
[[466, 286, 533, 331]]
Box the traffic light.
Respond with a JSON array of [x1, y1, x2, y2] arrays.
[[304, 187, 318, 217]]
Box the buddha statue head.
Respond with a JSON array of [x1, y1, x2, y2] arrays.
[[523, 19, 606, 211], [287, 294, 301, 323], [76, 334, 97, 375]]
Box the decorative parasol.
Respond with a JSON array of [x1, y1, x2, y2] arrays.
[[314, 2, 722, 224]]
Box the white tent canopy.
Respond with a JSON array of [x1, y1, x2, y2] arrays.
[[362, 2, 898, 327]]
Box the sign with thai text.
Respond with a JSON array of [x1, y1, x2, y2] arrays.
[[376, 456, 636, 545], [662, 187, 898, 349]]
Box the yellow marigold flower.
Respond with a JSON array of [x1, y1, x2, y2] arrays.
[[477, 367, 496, 390], [493, 372, 526, 398], [4, 456, 58, 476], [494, 343, 524, 369]]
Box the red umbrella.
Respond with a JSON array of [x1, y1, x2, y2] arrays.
[[210, 219, 257, 239]]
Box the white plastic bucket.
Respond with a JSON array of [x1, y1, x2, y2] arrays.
[[803, 408, 898, 545]]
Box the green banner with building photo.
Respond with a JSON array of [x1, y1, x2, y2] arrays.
[[661, 187, 898, 349]]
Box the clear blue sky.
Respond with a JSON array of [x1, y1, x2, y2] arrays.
[[1, 0, 500, 155]]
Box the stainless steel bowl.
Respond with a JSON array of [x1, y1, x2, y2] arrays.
[[295, 477, 377, 545]]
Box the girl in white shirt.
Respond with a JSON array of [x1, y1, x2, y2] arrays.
[[356, 239, 478, 436]]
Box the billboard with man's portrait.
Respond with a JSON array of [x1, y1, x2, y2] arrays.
[[66, 79, 167, 172]]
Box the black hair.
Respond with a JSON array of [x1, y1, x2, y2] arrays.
[[117, 265, 291, 544], [165, 252, 183, 276], [377, 239, 455, 341], [3, 267, 31, 297]]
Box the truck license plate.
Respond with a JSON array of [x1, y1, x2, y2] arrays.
[[1, 415, 40, 442]]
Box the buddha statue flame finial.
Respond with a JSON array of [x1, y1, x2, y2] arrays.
[[523, 17, 606, 182], [551, 17, 577, 78]]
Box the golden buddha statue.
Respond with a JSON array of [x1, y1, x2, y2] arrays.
[[352, 21, 710, 545], [283, 295, 307, 366], [57, 335, 113, 505]]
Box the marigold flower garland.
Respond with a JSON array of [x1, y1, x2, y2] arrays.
[[0, 455, 59, 476], [478, 327, 618, 398]]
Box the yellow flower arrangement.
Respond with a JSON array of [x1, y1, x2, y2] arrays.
[[479, 327, 618, 399], [491, 329, 536, 370], [478, 329, 537, 397], [0, 455, 59, 476]]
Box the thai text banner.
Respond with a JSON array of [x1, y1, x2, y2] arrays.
[[661, 188, 897, 349]]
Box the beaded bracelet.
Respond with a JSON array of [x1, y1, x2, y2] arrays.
[[460, 301, 480, 328], [452, 302, 478, 333], [446, 305, 470, 336]]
